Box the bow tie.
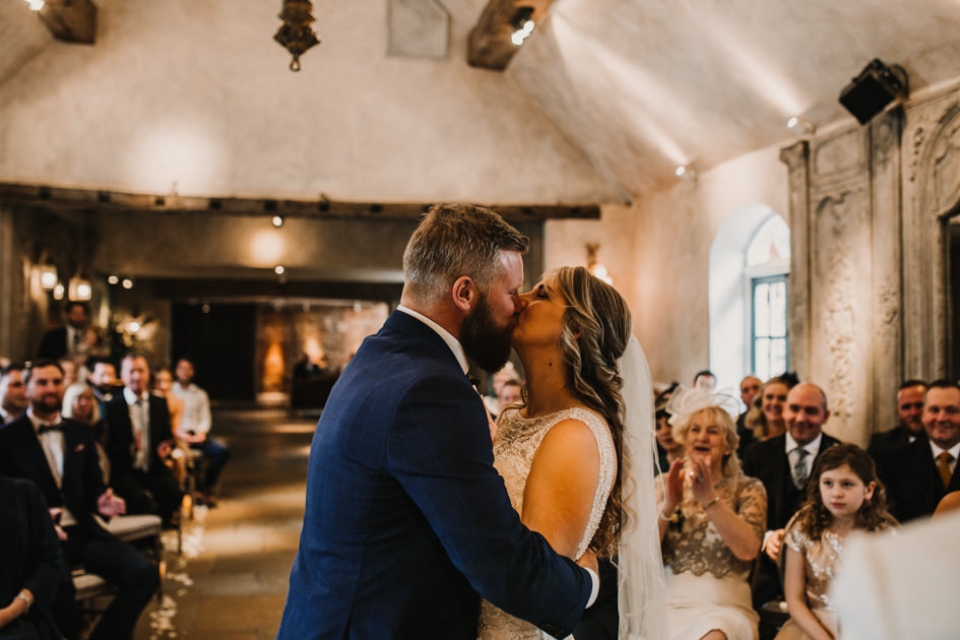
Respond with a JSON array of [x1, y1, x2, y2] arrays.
[[38, 423, 62, 435]]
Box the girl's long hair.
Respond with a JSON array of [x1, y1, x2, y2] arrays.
[[792, 443, 898, 541]]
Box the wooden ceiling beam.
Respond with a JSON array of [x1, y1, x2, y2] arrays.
[[0, 182, 600, 222], [468, 0, 556, 71], [34, 0, 97, 45]]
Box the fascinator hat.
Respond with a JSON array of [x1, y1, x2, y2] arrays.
[[664, 384, 740, 427]]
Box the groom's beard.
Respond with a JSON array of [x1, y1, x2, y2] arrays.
[[461, 294, 515, 374]]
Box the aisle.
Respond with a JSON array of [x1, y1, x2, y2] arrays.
[[134, 408, 316, 640]]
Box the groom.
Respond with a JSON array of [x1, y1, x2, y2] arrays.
[[277, 204, 596, 639]]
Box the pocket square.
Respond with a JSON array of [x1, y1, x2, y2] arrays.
[[74, 443, 85, 452]]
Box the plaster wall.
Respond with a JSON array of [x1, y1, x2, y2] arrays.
[[560, 144, 791, 388], [0, 0, 616, 204]]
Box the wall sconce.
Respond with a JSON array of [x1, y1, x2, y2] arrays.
[[38, 264, 58, 291], [586, 243, 613, 285], [69, 277, 92, 301], [275, 0, 321, 71], [675, 164, 697, 181]]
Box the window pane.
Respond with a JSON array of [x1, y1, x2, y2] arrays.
[[770, 338, 787, 378], [755, 338, 770, 381], [770, 281, 787, 337], [754, 283, 770, 337]]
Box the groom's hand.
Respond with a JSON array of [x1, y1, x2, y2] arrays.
[[575, 548, 598, 575]]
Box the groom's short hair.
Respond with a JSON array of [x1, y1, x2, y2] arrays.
[[402, 204, 529, 305]]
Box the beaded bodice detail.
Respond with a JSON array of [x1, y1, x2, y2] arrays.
[[658, 473, 767, 580], [476, 406, 617, 640], [784, 519, 894, 611]]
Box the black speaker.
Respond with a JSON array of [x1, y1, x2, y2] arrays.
[[839, 59, 908, 125]]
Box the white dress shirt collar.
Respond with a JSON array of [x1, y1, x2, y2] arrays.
[[929, 439, 960, 463], [396, 305, 469, 375], [123, 387, 150, 405], [785, 431, 822, 456]]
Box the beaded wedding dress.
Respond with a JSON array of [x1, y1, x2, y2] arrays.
[[476, 406, 617, 640]]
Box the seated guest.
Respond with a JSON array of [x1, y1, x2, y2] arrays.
[[152, 366, 188, 487], [878, 379, 960, 523], [868, 379, 927, 459], [0, 360, 159, 640], [0, 363, 28, 426], [0, 476, 65, 640], [741, 382, 841, 609], [736, 375, 762, 456], [655, 399, 683, 473], [692, 369, 717, 391], [492, 378, 523, 420], [104, 354, 183, 526], [657, 388, 766, 640], [743, 375, 793, 443], [62, 383, 110, 485], [172, 358, 229, 506], [776, 444, 897, 640]]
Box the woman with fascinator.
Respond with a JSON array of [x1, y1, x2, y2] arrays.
[[658, 387, 768, 640], [476, 266, 665, 640]]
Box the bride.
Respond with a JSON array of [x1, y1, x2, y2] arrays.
[[477, 266, 665, 640]]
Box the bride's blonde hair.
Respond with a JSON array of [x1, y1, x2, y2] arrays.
[[553, 266, 632, 558]]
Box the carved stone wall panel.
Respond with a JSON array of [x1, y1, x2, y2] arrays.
[[810, 182, 873, 444], [781, 141, 811, 379], [903, 88, 960, 379], [812, 128, 869, 186], [869, 109, 903, 433]]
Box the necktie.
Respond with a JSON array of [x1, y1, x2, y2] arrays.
[[937, 452, 954, 490], [793, 448, 809, 488]]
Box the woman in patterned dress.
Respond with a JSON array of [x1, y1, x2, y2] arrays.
[[657, 391, 768, 640]]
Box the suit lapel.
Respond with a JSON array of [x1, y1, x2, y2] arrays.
[[13, 419, 61, 498]]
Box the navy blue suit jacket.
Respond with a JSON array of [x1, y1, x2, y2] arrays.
[[278, 311, 592, 640]]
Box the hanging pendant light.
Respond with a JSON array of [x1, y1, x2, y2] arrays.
[[275, 0, 320, 72]]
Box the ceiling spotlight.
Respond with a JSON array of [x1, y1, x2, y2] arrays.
[[107, 275, 119, 285], [787, 116, 816, 135], [675, 164, 697, 181], [25, 0, 45, 11], [510, 7, 535, 46], [121, 278, 134, 290], [272, 215, 284, 228], [275, 265, 286, 275]]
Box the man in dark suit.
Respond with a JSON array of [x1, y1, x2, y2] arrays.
[[868, 379, 927, 459], [736, 375, 761, 456], [278, 204, 596, 640], [0, 360, 159, 640], [0, 362, 29, 425], [36, 301, 89, 361], [103, 354, 182, 526], [879, 379, 960, 523], [741, 382, 841, 608]]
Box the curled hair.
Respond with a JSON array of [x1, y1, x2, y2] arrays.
[[552, 266, 632, 558], [402, 204, 529, 305], [672, 405, 743, 479], [792, 444, 898, 541]]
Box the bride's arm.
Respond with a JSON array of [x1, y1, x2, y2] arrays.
[[519, 418, 600, 559]]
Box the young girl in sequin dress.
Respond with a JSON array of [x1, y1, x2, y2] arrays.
[[776, 444, 898, 640]]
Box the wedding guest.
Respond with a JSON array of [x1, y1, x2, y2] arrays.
[[744, 376, 792, 443], [172, 358, 229, 506], [736, 375, 762, 455], [61, 383, 109, 484], [693, 369, 717, 391], [867, 380, 927, 459], [492, 378, 523, 419], [103, 354, 182, 526], [657, 388, 766, 640], [0, 477, 65, 640], [0, 363, 28, 425], [655, 401, 683, 473], [776, 444, 896, 640], [37, 302, 90, 361]]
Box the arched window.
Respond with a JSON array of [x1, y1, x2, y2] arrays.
[[745, 215, 790, 381], [708, 206, 790, 391]]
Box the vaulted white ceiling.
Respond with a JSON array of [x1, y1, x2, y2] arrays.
[[1, 0, 959, 201]]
